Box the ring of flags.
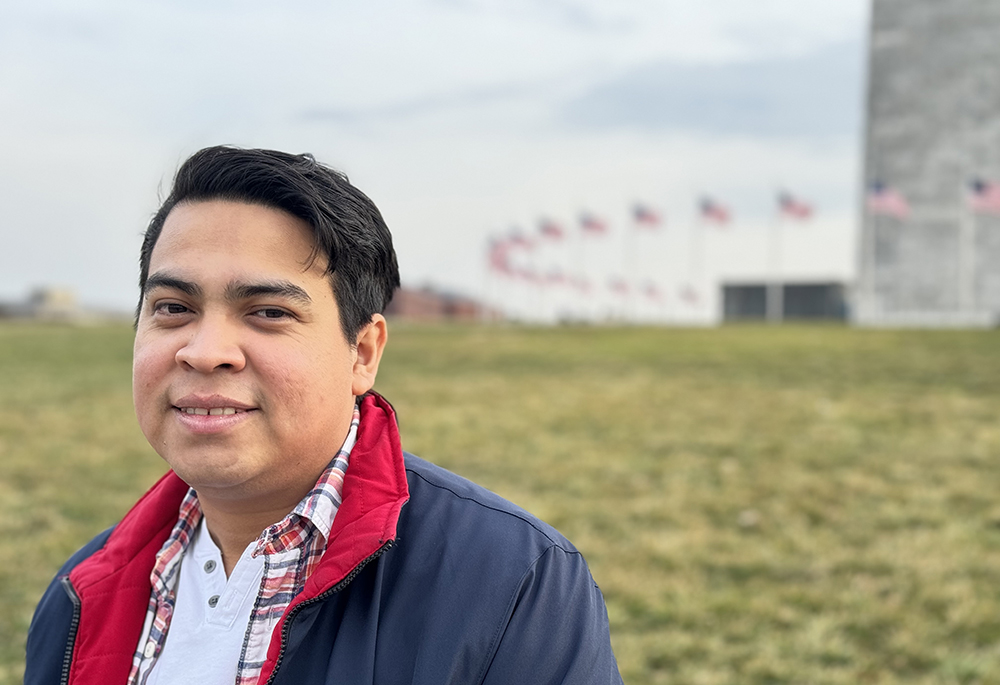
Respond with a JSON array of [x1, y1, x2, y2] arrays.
[[486, 178, 1000, 320], [486, 192, 824, 320], [866, 177, 1000, 218]]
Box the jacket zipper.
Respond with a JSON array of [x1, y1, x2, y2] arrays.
[[59, 577, 82, 685], [263, 539, 395, 685]]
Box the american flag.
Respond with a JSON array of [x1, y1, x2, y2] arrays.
[[699, 197, 731, 225], [778, 191, 813, 220], [515, 267, 540, 283], [632, 203, 662, 228], [866, 181, 909, 219], [642, 281, 664, 301], [608, 278, 629, 296], [538, 217, 565, 240], [545, 269, 567, 285], [968, 179, 1000, 215], [580, 212, 608, 235], [679, 285, 700, 304], [487, 239, 511, 274], [507, 230, 535, 250]]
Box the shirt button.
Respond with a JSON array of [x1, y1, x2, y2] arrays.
[[143, 642, 156, 658], [208, 595, 220, 608], [204, 560, 217, 573]]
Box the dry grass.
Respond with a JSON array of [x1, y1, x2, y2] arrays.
[[3, 322, 1000, 684]]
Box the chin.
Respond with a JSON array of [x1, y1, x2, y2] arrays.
[[166, 454, 257, 492]]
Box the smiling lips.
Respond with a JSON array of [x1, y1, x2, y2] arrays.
[[181, 407, 246, 416], [172, 395, 257, 434]]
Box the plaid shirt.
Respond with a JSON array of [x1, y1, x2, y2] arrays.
[[128, 405, 360, 685]]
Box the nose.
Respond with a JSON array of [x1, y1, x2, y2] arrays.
[[175, 315, 247, 373]]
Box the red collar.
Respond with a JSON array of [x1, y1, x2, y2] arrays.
[[66, 392, 409, 685]]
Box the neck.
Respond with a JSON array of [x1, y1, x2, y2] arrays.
[[198, 495, 302, 577]]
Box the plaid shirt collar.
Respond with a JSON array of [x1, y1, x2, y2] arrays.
[[149, 492, 201, 603]]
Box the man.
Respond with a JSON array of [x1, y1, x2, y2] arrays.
[[26, 146, 622, 684]]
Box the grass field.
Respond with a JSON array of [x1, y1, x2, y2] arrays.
[[3, 322, 1000, 684]]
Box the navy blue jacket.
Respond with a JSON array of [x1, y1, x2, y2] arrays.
[[26, 394, 622, 684]]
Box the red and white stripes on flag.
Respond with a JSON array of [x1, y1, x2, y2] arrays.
[[679, 285, 700, 304], [632, 203, 662, 228], [608, 278, 629, 296], [538, 217, 565, 240], [579, 212, 608, 235], [866, 181, 910, 219], [777, 191, 813, 220], [545, 269, 567, 285], [968, 179, 1000, 215], [514, 267, 540, 284], [642, 281, 664, 301], [506, 230, 535, 250], [487, 239, 511, 275], [699, 197, 730, 225]]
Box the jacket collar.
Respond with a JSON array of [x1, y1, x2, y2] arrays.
[[66, 392, 409, 685]]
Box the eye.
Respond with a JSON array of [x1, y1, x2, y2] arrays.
[[253, 308, 291, 320], [154, 302, 191, 315]]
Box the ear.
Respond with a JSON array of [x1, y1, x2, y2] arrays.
[[351, 314, 388, 396]]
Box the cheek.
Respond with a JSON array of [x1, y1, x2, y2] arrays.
[[132, 342, 171, 420], [254, 345, 353, 410]]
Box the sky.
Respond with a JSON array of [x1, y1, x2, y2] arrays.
[[0, 0, 869, 316]]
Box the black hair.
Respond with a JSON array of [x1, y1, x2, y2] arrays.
[[137, 146, 400, 343]]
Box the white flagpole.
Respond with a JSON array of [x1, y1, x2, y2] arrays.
[[863, 186, 878, 323], [483, 240, 493, 323], [958, 181, 976, 318], [665, 222, 676, 324], [691, 214, 705, 316], [572, 225, 584, 321], [766, 209, 784, 324], [624, 213, 637, 323]]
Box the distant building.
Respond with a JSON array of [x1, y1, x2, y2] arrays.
[[384, 286, 498, 322], [723, 282, 848, 322], [0, 287, 79, 321], [857, 0, 1000, 326]]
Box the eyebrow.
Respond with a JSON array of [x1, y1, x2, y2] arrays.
[[144, 273, 202, 298], [225, 280, 313, 307], [144, 272, 313, 307]]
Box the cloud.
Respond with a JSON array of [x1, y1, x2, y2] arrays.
[[561, 39, 864, 138], [298, 80, 554, 125], [430, 0, 634, 33]]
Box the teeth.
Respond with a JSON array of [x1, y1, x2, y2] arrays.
[[182, 407, 243, 415]]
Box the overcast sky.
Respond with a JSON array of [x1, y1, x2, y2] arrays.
[[0, 0, 869, 311]]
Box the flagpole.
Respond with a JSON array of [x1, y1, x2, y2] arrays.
[[571, 227, 582, 322], [536, 240, 548, 324], [958, 180, 976, 317], [659, 215, 672, 325], [863, 188, 877, 323], [766, 211, 783, 324], [665, 223, 676, 324], [624, 215, 637, 323], [692, 216, 704, 319], [483, 240, 493, 323]]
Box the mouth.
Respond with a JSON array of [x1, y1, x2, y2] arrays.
[[176, 406, 251, 416], [170, 394, 258, 434]]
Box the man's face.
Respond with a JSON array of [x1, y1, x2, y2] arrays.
[[133, 200, 360, 503]]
